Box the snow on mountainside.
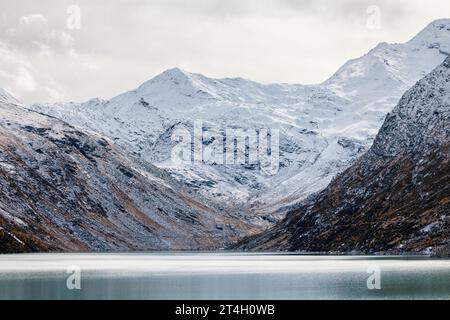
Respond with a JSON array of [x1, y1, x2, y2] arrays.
[[236, 55, 450, 253], [29, 19, 450, 219]]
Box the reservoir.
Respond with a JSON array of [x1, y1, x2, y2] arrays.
[[0, 253, 448, 299]]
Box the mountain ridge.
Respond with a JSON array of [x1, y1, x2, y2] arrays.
[[27, 19, 450, 221]]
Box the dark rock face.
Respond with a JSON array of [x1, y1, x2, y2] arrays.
[[0, 104, 260, 253], [236, 57, 450, 254]]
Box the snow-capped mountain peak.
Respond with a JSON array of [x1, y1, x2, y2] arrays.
[[325, 19, 450, 100], [119, 67, 225, 109], [140, 67, 199, 91], [148, 67, 193, 81]]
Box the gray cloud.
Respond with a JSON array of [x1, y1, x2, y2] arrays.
[[2, 13, 75, 54]]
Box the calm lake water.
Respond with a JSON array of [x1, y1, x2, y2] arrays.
[[0, 253, 449, 300]]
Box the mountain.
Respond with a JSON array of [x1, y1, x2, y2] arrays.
[[0, 98, 264, 253], [29, 20, 450, 221], [235, 56, 450, 254]]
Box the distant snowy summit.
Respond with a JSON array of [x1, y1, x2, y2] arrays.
[[325, 19, 450, 97]]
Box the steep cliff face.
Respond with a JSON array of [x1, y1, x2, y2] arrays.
[[236, 57, 450, 254], [0, 103, 261, 253]]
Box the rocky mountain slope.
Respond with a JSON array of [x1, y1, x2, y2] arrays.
[[0, 101, 263, 253], [29, 20, 450, 220], [235, 56, 450, 254]]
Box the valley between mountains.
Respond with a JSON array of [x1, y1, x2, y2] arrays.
[[0, 20, 449, 253]]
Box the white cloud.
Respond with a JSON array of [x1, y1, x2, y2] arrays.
[[4, 13, 75, 54], [0, 41, 66, 102], [45, 87, 63, 101], [19, 14, 48, 25], [0, 11, 96, 103], [14, 66, 36, 92]]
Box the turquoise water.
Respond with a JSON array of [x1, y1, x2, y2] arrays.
[[0, 253, 449, 299]]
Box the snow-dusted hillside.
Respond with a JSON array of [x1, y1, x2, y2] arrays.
[[29, 19, 450, 218]]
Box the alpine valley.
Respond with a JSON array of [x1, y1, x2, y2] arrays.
[[1, 19, 449, 253]]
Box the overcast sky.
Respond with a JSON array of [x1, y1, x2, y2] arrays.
[[0, 0, 449, 104]]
